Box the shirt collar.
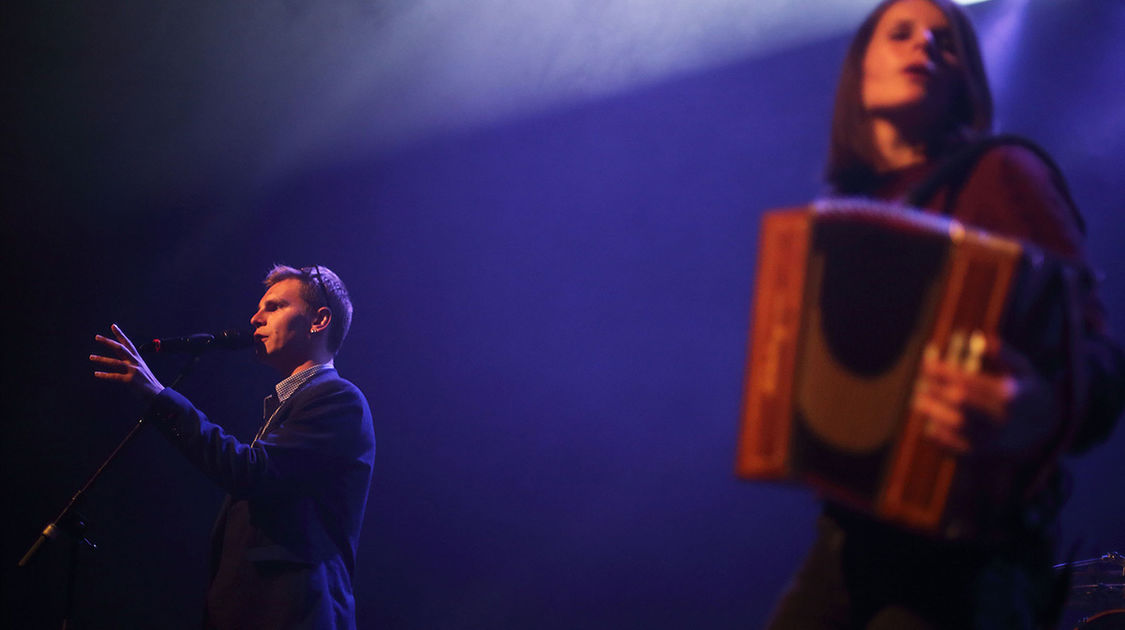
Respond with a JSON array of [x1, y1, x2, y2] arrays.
[[274, 362, 334, 404]]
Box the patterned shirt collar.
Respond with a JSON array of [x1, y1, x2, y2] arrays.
[[275, 362, 334, 404]]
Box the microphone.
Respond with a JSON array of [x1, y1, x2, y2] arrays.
[[139, 329, 255, 354]]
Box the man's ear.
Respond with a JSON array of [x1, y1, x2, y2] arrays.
[[311, 306, 333, 334]]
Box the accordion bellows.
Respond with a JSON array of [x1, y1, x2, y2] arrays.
[[735, 200, 1070, 539]]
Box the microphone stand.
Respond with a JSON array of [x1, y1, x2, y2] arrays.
[[18, 350, 206, 629]]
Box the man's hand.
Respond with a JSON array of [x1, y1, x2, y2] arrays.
[[912, 337, 1059, 456], [91, 324, 165, 399]]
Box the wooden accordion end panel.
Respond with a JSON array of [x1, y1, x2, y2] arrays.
[[735, 201, 1034, 538]]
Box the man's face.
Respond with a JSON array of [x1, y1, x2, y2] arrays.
[[250, 278, 315, 374]]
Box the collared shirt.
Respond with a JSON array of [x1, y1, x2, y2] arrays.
[[254, 363, 335, 445]]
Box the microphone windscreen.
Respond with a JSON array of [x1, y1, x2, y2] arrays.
[[216, 329, 255, 350]]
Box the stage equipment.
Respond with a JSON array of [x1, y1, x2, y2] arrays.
[[1058, 551, 1125, 627]]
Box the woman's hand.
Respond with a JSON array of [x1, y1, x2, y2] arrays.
[[912, 336, 1059, 456]]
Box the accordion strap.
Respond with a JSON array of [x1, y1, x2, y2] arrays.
[[904, 134, 1086, 235]]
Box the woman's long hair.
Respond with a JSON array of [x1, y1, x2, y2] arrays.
[[825, 0, 993, 194]]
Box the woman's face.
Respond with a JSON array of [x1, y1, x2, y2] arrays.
[[861, 0, 959, 121]]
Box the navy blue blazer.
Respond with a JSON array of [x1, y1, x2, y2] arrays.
[[148, 369, 375, 629]]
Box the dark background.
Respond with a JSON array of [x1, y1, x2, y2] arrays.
[[3, 1, 1123, 628]]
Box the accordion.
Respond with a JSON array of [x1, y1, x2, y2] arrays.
[[734, 200, 1076, 539]]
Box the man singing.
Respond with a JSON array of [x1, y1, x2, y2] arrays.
[[91, 264, 375, 629]]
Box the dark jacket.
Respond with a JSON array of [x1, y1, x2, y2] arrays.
[[148, 369, 375, 629]]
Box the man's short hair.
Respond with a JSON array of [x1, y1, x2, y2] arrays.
[[264, 264, 354, 355]]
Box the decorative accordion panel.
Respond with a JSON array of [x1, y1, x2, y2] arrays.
[[734, 200, 1053, 538]]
